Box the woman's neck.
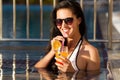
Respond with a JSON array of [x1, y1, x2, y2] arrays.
[[67, 35, 81, 49]]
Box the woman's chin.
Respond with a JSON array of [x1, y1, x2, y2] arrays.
[[63, 35, 68, 38], [62, 33, 69, 37]]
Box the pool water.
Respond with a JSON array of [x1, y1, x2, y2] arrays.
[[0, 67, 109, 80], [0, 42, 109, 80], [0, 38, 109, 79]]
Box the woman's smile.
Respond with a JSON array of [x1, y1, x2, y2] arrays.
[[62, 28, 70, 37]]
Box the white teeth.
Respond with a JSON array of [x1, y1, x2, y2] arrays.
[[63, 29, 68, 32]]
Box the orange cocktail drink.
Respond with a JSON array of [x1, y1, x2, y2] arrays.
[[55, 46, 68, 65], [52, 40, 68, 64], [60, 46, 68, 58], [55, 46, 68, 58]]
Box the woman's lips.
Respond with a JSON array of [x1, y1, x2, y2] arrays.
[[63, 28, 69, 33]]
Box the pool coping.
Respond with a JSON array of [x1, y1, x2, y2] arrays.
[[107, 50, 120, 80]]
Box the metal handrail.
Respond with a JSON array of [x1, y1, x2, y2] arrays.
[[26, 0, 30, 39], [53, 0, 57, 8], [80, 0, 83, 10], [13, 0, 16, 39], [93, 0, 97, 40], [0, 38, 49, 42], [40, 0, 43, 39], [0, 0, 2, 39], [108, 0, 113, 49]]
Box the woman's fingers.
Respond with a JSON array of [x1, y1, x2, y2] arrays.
[[55, 56, 71, 72], [55, 56, 70, 64]]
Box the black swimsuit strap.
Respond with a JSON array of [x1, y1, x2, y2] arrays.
[[76, 37, 83, 70]]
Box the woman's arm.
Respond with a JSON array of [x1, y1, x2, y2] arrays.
[[87, 46, 100, 71], [34, 36, 65, 69]]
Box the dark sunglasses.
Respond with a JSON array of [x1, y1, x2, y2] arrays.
[[55, 17, 73, 26]]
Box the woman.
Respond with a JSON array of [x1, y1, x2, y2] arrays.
[[34, 0, 100, 73]]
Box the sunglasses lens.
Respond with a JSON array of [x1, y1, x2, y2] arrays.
[[56, 19, 62, 26], [55, 18, 73, 26], [65, 18, 73, 25]]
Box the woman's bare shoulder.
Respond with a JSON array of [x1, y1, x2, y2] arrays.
[[82, 41, 98, 54], [80, 40, 100, 60]]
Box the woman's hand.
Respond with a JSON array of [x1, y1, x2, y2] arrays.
[[55, 56, 75, 72], [51, 36, 65, 50]]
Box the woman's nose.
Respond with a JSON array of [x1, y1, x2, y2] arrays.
[[61, 21, 68, 28]]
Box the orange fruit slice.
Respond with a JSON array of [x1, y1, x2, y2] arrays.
[[52, 40, 61, 50]]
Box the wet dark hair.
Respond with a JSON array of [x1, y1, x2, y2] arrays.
[[46, 0, 87, 73]]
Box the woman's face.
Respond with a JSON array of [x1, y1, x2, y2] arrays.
[[56, 8, 81, 38]]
